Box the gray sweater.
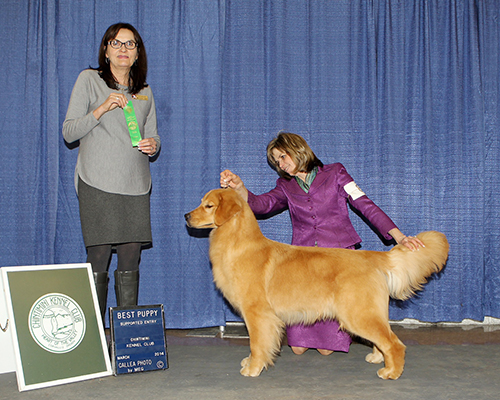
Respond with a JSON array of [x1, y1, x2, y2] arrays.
[[63, 69, 161, 195]]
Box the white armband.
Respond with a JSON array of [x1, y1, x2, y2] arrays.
[[344, 181, 366, 201]]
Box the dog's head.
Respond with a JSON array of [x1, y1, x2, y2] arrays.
[[185, 189, 243, 229]]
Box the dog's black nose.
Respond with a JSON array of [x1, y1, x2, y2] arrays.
[[184, 213, 190, 221]]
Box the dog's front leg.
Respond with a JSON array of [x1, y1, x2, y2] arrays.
[[240, 354, 258, 376], [240, 342, 267, 377], [240, 307, 284, 377]]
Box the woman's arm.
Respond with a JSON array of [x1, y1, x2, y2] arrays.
[[62, 71, 127, 143], [388, 228, 425, 251], [220, 169, 249, 201], [138, 91, 160, 157]]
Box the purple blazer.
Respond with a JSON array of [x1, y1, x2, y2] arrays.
[[247, 163, 397, 249]]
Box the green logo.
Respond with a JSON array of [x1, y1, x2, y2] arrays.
[[28, 293, 86, 354], [128, 121, 138, 131]]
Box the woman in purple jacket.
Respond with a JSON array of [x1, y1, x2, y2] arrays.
[[220, 132, 423, 356]]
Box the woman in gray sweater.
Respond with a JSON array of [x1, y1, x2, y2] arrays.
[[63, 23, 161, 319]]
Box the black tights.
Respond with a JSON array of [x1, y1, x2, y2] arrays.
[[87, 243, 142, 273]]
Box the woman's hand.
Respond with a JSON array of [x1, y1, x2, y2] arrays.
[[220, 170, 243, 189], [220, 170, 248, 201], [389, 228, 425, 251], [138, 138, 158, 156], [93, 92, 128, 120]]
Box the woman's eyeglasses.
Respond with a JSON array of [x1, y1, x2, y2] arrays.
[[108, 39, 137, 50]]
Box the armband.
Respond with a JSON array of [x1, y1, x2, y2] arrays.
[[344, 181, 366, 201]]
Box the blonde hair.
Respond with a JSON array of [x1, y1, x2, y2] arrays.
[[266, 132, 323, 179]]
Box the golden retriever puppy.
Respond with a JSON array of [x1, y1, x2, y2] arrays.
[[185, 188, 449, 379]]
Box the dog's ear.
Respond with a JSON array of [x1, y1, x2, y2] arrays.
[[214, 191, 242, 226]]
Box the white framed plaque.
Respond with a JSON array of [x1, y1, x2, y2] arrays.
[[1, 263, 112, 391], [0, 272, 16, 374]]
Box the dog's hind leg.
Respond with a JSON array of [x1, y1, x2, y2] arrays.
[[338, 295, 405, 380], [240, 306, 284, 377], [365, 345, 384, 364], [371, 329, 406, 380], [350, 320, 406, 380]]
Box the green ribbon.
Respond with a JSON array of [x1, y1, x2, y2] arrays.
[[123, 100, 141, 146]]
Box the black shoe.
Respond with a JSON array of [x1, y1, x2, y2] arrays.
[[93, 271, 109, 321], [114, 270, 139, 306]]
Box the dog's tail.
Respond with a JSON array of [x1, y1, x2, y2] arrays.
[[385, 231, 449, 300]]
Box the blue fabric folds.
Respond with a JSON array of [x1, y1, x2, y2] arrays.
[[0, 1, 499, 327]]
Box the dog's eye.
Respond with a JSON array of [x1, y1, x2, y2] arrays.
[[205, 204, 214, 209]]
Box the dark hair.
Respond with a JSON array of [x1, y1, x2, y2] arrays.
[[266, 132, 323, 179], [95, 23, 148, 95]]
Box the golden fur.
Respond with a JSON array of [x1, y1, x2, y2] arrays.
[[185, 188, 449, 379]]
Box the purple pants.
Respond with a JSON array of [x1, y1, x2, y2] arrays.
[[286, 319, 352, 352]]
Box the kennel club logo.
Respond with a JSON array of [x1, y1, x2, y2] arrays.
[[28, 293, 86, 354]]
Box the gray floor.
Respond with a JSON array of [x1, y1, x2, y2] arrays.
[[1, 337, 499, 399]]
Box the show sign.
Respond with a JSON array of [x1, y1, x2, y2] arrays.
[[1, 264, 112, 391], [110, 304, 168, 375], [0, 272, 16, 374]]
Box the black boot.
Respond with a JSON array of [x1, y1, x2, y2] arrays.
[[93, 272, 109, 321], [114, 270, 139, 306]]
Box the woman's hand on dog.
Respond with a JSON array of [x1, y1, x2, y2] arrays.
[[390, 228, 425, 251], [220, 170, 249, 201]]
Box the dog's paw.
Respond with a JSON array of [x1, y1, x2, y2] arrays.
[[240, 356, 250, 368], [240, 357, 264, 377], [377, 367, 403, 380], [240, 364, 264, 377], [365, 351, 384, 364]]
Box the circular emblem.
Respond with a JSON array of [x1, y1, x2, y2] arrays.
[[28, 293, 86, 354]]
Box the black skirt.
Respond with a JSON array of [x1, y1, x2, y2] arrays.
[[78, 177, 152, 248]]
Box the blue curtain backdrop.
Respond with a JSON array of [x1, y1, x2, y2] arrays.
[[0, 0, 499, 328]]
